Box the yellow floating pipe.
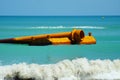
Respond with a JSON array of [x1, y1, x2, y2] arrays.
[[0, 29, 96, 45]]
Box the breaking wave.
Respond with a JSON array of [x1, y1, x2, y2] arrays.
[[30, 26, 105, 29], [0, 58, 120, 80], [0, 26, 105, 30]]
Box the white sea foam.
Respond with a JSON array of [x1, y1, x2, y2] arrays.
[[0, 26, 105, 30], [0, 58, 120, 80], [30, 26, 105, 29]]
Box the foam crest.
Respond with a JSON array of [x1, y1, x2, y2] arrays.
[[0, 26, 105, 30], [30, 26, 105, 29], [0, 58, 120, 80]]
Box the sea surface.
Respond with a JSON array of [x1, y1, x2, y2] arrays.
[[0, 16, 120, 80]]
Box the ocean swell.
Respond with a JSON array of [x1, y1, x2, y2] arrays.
[[30, 26, 105, 29], [0, 26, 105, 30], [0, 58, 120, 80]]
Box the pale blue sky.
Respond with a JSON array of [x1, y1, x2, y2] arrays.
[[0, 0, 120, 16]]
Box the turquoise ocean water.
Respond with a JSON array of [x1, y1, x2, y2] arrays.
[[0, 16, 120, 80]]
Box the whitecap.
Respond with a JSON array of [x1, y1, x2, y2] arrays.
[[30, 26, 105, 30], [0, 58, 119, 80]]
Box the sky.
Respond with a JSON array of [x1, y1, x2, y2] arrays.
[[0, 0, 120, 16]]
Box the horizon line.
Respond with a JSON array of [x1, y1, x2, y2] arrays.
[[0, 15, 120, 17]]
